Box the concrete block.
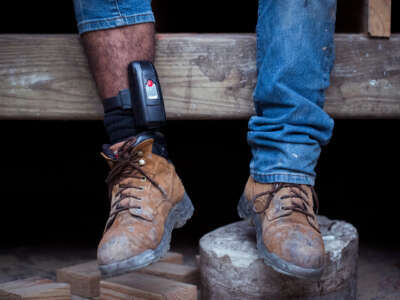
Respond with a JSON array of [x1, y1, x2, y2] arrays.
[[200, 216, 358, 300]]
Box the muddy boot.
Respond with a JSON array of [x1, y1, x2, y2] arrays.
[[97, 131, 194, 275], [237, 176, 325, 279]]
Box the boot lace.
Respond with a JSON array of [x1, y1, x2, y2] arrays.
[[104, 137, 167, 231], [251, 183, 320, 233]]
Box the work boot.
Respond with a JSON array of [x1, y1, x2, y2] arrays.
[[97, 131, 194, 275], [237, 176, 325, 279]]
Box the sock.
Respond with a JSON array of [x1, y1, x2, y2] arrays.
[[103, 98, 137, 144]]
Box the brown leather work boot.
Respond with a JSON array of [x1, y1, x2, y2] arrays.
[[97, 131, 194, 275], [238, 176, 325, 279]]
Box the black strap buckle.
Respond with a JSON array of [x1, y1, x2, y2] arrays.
[[102, 89, 132, 113]]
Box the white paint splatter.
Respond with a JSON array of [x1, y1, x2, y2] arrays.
[[323, 235, 335, 241], [7, 73, 53, 87]]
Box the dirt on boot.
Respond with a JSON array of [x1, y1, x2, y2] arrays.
[[97, 132, 194, 276], [238, 176, 325, 279]]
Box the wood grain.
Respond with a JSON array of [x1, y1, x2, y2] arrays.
[[369, 0, 391, 37], [0, 277, 71, 300], [136, 262, 199, 284], [159, 251, 184, 264], [1, 34, 400, 120], [100, 272, 197, 300], [57, 261, 100, 298], [56, 251, 183, 298]]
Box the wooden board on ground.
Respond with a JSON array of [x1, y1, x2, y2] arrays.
[[0, 277, 71, 300], [160, 251, 184, 264], [369, 0, 391, 37], [100, 272, 197, 300], [1, 34, 400, 120], [57, 261, 100, 299], [71, 296, 99, 300], [56, 251, 183, 298], [137, 262, 199, 285]]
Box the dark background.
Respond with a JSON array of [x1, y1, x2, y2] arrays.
[[0, 1, 399, 250]]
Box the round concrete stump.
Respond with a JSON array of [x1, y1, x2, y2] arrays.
[[199, 216, 358, 300]]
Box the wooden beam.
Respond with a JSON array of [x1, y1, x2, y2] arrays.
[[369, 0, 392, 37], [1, 34, 400, 120]]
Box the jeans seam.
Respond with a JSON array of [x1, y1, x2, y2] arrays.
[[77, 12, 153, 27], [250, 172, 315, 185], [251, 171, 312, 179], [113, 0, 123, 18]]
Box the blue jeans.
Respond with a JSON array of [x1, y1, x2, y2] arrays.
[[73, 0, 154, 34], [249, 0, 336, 185], [73, 0, 337, 186]]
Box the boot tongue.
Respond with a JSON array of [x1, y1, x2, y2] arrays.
[[104, 131, 167, 160]]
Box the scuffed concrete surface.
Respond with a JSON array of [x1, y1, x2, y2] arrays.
[[199, 218, 359, 299], [320, 218, 358, 262]]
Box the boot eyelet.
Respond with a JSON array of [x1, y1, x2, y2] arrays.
[[141, 177, 146, 182], [137, 151, 144, 157], [138, 186, 144, 191], [138, 159, 146, 166]]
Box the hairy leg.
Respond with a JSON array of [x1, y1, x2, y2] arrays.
[[81, 23, 155, 99]]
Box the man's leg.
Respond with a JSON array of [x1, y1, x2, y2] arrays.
[[74, 0, 156, 144], [82, 24, 155, 100], [73, 0, 193, 275], [82, 24, 154, 144], [238, 0, 337, 279]]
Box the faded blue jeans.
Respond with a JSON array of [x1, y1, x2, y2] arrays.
[[73, 0, 337, 186], [249, 0, 336, 186]]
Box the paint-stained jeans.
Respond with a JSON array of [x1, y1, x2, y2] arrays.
[[72, 0, 337, 186], [249, 0, 337, 185]]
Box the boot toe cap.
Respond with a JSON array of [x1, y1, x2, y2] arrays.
[[264, 224, 325, 270], [97, 233, 137, 266]]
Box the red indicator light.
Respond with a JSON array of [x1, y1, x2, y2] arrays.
[[147, 80, 153, 87]]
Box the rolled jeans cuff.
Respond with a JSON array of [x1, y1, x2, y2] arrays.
[[250, 171, 315, 186], [77, 12, 155, 34]]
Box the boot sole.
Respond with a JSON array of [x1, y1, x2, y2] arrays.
[[237, 194, 324, 280], [99, 192, 194, 276]]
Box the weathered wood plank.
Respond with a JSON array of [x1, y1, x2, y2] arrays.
[[57, 261, 100, 299], [0, 34, 399, 120], [369, 0, 391, 37], [56, 251, 183, 298], [100, 272, 197, 300], [0, 277, 71, 300], [160, 251, 184, 264], [136, 262, 199, 285]]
